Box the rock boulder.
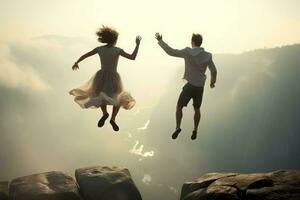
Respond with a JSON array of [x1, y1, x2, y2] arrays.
[[180, 170, 300, 200], [75, 166, 142, 200], [9, 171, 83, 200], [0, 182, 9, 200]]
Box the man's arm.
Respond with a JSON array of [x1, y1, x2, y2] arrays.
[[208, 56, 217, 88], [155, 33, 186, 58]]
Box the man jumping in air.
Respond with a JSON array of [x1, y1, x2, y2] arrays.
[[155, 32, 217, 140]]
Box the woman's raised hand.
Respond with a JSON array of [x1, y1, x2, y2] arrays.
[[136, 36, 142, 45], [155, 32, 162, 41], [72, 63, 79, 71]]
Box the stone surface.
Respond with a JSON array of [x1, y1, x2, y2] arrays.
[[9, 171, 83, 200], [75, 166, 142, 200], [0, 182, 9, 200], [180, 170, 300, 200]]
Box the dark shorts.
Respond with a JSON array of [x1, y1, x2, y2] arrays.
[[177, 83, 204, 109]]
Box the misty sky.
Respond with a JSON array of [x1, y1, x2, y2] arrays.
[[0, 1, 300, 200], [1, 0, 300, 101], [1, 0, 300, 53]]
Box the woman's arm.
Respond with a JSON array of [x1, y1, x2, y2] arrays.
[[72, 48, 98, 70], [120, 36, 142, 60]]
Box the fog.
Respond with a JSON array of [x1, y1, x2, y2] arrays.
[[0, 33, 299, 199], [139, 45, 300, 199]]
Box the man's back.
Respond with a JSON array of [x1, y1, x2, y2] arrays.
[[183, 47, 216, 87], [158, 40, 217, 87], [155, 32, 217, 140]]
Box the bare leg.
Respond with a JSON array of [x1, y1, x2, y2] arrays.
[[193, 107, 201, 131], [110, 106, 120, 131], [172, 106, 183, 139], [98, 104, 109, 128], [111, 106, 120, 121], [101, 104, 108, 115], [192, 107, 201, 140], [176, 106, 183, 130]]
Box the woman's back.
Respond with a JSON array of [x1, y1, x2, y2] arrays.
[[98, 46, 122, 72], [70, 26, 140, 131]]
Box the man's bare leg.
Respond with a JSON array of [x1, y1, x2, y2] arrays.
[[172, 106, 183, 139], [192, 107, 201, 140], [176, 106, 183, 130]]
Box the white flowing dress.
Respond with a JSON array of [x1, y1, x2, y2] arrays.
[[69, 46, 135, 110]]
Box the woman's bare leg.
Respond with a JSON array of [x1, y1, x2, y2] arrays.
[[100, 104, 108, 115], [98, 104, 109, 128], [111, 106, 120, 121], [110, 106, 120, 131]]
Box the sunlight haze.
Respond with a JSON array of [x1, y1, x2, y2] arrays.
[[1, 0, 299, 53], [1, 1, 300, 199]]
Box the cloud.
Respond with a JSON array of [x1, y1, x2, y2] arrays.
[[142, 174, 152, 185], [32, 35, 93, 47], [169, 186, 179, 194], [0, 46, 50, 92], [133, 108, 140, 115], [229, 75, 249, 97], [0, 34, 96, 94]]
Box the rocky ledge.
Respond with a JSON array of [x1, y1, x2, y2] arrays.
[[0, 182, 8, 200], [180, 170, 300, 200], [1, 168, 299, 200], [1, 166, 142, 200]]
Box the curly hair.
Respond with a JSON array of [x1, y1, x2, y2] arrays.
[[96, 26, 119, 45]]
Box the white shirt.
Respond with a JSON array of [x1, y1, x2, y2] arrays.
[[158, 40, 217, 87]]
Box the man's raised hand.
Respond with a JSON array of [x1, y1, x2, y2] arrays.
[[155, 32, 162, 41], [136, 36, 142, 45]]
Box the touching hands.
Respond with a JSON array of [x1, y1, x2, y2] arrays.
[[72, 63, 79, 71], [136, 36, 142, 45], [155, 32, 162, 41]]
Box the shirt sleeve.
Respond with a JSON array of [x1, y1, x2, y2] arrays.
[[208, 55, 217, 83], [117, 47, 124, 55], [158, 40, 187, 58]]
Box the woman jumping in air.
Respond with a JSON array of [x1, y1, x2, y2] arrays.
[[70, 26, 141, 131]]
